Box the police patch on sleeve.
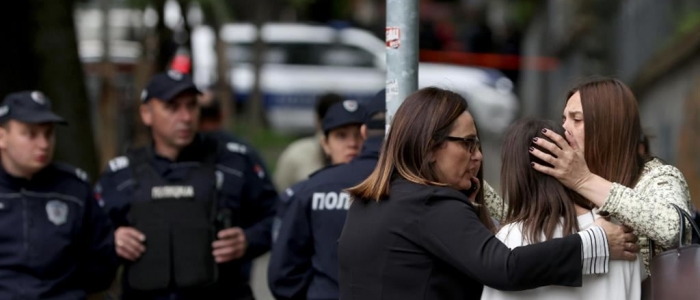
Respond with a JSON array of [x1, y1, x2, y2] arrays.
[[94, 184, 105, 207], [108, 156, 129, 172], [254, 164, 265, 179], [46, 200, 69, 226]]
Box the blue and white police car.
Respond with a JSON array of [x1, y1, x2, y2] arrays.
[[191, 23, 518, 136]]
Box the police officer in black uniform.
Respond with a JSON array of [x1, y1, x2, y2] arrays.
[[198, 95, 271, 185], [268, 90, 386, 300], [0, 91, 118, 299], [95, 71, 277, 300]]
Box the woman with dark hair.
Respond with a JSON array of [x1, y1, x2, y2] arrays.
[[337, 87, 638, 300], [525, 77, 692, 273], [481, 118, 644, 300]]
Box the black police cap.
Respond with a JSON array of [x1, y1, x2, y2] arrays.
[[141, 70, 201, 103], [322, 100, 366, 133], [0, 91, 66, 125], [361, 89, 386, 130]]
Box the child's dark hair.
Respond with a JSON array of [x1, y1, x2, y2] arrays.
[[501, 118, 594, 243]]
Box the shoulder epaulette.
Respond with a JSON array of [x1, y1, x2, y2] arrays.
[[108, 156, 130, 172], [226, 142, 248, 155], [53, 162, 90, 182]]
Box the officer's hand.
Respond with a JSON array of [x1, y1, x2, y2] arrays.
[[115, 227, 146, 261], [212, 227, 247, 263]]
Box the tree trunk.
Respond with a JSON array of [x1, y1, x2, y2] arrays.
[[96, 0, 119, 169], [130, 30, 160, 149], [176, 0, 193, 45], [200, 0, 235, 128], [677, 78, 700, 210], [154, 0, 175, 72], [32, 0, 99, 178], [247, 0, 268, 128], [130, 0, 170, 148], [0, 1, 36, 97], [216, 31, 235, 127]]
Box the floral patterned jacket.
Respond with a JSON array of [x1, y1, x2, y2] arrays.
[[484, 158, 692, 274]]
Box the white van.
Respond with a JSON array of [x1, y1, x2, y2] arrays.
[[193, 23, 519, 135]]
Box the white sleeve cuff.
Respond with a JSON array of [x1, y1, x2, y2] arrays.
[[577, 226, 609, 275]]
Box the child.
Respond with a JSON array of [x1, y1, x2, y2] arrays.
[[481, 118, 644, 300]]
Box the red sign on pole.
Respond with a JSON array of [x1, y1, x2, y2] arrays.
[[386, 27, 401, 49]]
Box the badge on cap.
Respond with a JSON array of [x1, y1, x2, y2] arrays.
[[343, 100, 358, 112], [140, 89, 148, 102], [0, 105, 8, 117], [46, 200, 68, 226], [31, 91, 46, 105], [168, 70, 183, 81]]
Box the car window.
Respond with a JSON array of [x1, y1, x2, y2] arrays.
[[227, 42, 375, 67]]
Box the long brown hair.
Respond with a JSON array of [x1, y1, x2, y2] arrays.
[[568, 77, 645, 187], [501, 118, 594, 243], [347, 87, 494, 231]]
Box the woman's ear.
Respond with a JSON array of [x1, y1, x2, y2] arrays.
[[0, 126, 7, 150], [427, 149, 436, 163], [321, 135, 332, 156], [140, 103, 153, 126], [360, 124, 368, 141], [427, 141, 445, 164]]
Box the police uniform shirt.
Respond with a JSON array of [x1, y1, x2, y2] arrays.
[[95, 133, 278, 299], [203, 130, 271, 183], [268, 135, 383, 300], [0, 162, 117, 300]]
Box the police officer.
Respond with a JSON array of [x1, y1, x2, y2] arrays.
[[95, 71, 277, 300], [319, 99, 365, 166], [268, 91, 386, 300], [274, 93, 345, 191], [271, 98, 367, 227], [0, 91, 118, 299], [198, 93, 271, 182]]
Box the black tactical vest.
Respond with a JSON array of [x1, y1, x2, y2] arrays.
[[125, 146, 219, 292]]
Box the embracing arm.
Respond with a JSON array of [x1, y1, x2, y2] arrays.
[[411, 199, 612, 291], [587, 165, 691, 248]]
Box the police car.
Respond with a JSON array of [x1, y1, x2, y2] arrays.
[[194, 23, 520, 136]]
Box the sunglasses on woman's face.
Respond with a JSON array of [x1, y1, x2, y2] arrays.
[[445, 136, 481, 153]]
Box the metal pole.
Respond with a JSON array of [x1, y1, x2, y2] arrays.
[[385, 0, 419, 133]]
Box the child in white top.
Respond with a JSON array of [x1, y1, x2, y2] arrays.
[[480, 118, 644, 300]]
